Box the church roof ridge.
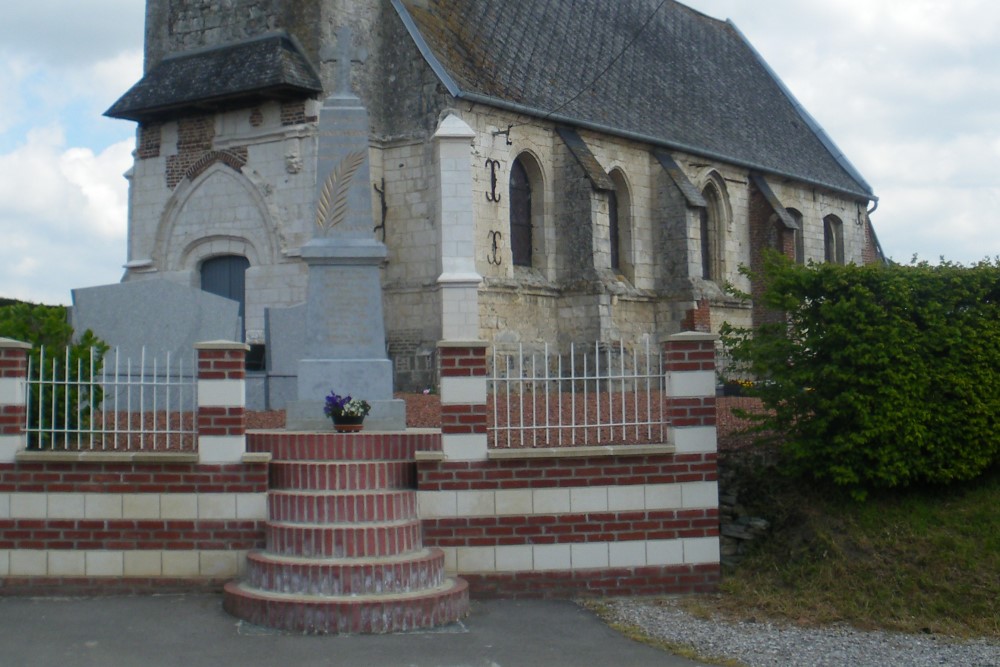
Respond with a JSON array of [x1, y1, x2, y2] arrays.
[[393, 0, 875, 201]]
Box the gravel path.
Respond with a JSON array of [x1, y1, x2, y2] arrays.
[[602, 597, 1000, 667]]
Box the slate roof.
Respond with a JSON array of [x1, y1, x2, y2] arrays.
[[394, 0, 874, 200], [105, 32, 322, 122]]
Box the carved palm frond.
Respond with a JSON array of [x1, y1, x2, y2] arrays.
[[315, 150, 367, 232]]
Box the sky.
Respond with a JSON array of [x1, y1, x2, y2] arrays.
[[1, 1, 998, 305]]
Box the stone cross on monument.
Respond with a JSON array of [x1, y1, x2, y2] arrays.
[[285, 25, 406, 431], [325, 25, 368, 97]]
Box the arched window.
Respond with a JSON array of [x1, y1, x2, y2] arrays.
[[788, 208, 805, 264], [201, 254, 250, 338], [509, 157, 533, 267], [609, 189, 620, 272], [608, 168, 633, 278], [824, 215, 845, 264], [700, 183, 725, 281]]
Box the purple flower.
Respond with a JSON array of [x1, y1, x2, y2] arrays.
[[323, 391, 371, 417]]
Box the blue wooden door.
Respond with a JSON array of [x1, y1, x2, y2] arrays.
[[200, 255, 249, 339]]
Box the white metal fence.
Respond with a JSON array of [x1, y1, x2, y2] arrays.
[[488, 340, 668, 448], [24, 347, 197, 452]]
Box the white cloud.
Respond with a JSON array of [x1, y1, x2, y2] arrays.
[[684, 0, 1000, 264], [0, 57, 37, 136], [0, 1, 145, 65], [0, 128, 131, 304]]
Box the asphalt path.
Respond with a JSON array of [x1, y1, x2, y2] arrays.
[[0, 595, 711, 667]]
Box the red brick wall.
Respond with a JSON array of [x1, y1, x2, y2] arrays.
[[196, 346, 247, 438], [0, 462, 268, 493], [280, 100, 317, 126], [197, 348, 247, 380], [463, 564, 720, 598], [197, 407, 246, 438], [137, 123, 162, 159], [681, 299, 712, 333], [417, 451, 720, 597], [0, 519, 262, 551], [0, 461, 268, 594], [422, 508, 718, 548], [439, 346, 488, 378], [417, 454, 717, 492], [0, 346, 27, 436], [166, 115, 214, 189]]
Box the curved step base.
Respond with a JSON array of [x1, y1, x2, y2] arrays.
[[222, 578, 469, 634], [266, 519, 423, 559], [247, 432, 439, 462], [244, 548, 447, 596]]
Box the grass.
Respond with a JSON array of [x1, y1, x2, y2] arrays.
[[693, 454, 1000, 639], [586, 455, 999, 666]]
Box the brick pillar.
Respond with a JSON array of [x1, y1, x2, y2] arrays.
[[438, 342, 489, 460], [195, 341, 248, 463], [0, 338, 31, 461], [681, 298, 712, 332], [664, 332, 718, 455]]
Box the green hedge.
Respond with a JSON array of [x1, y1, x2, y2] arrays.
[[0, 302, 108, 448], [722, 255, 1000, 498]]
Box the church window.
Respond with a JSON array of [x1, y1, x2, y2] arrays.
[[609, 190, 621, 272], [509, 156, 534, 267], [700, 182, 725, 281], [788, 208, 805, 264], [824, 214, 845, 264], [608, 168, 634, 280]]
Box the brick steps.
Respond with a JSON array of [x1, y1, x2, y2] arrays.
[[243, 548, 447, 595], [266, 519, 423, 558], [222, 578, 469, 634], [225, 432, 468, 634], [269, 460, 415, 490], [268, 489, 416, 523]]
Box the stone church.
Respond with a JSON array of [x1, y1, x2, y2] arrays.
[[105, 0, 881, 399]]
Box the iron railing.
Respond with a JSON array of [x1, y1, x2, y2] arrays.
[[488, 339, 667, 448], [24, 347, 197, 451]]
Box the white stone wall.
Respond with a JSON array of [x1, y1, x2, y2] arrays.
[[121, 92, 872, 386], [768, 180, 869, 264], [124, 101, 322, 342]]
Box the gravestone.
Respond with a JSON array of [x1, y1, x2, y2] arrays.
[[71, 280, 241, 365], [284, 26, 406, 431], [70, 279, 242, 410]]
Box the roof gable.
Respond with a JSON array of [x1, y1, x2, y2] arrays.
[[394, 0, 873, 200], [105, 32, 322, 122]]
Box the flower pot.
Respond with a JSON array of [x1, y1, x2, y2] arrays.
[[331, 415, 365, 433]]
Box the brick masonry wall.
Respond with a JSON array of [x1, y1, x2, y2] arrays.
[[0, 346, 27, 438], [0, 519, 261, 552], [0, 461, 268, 593], [0, 462, 266, 493], [462, 564, 720, 598], [418, 454, 717, 491], [416, 450, 720, 597], [166, 115, 215, 189]]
